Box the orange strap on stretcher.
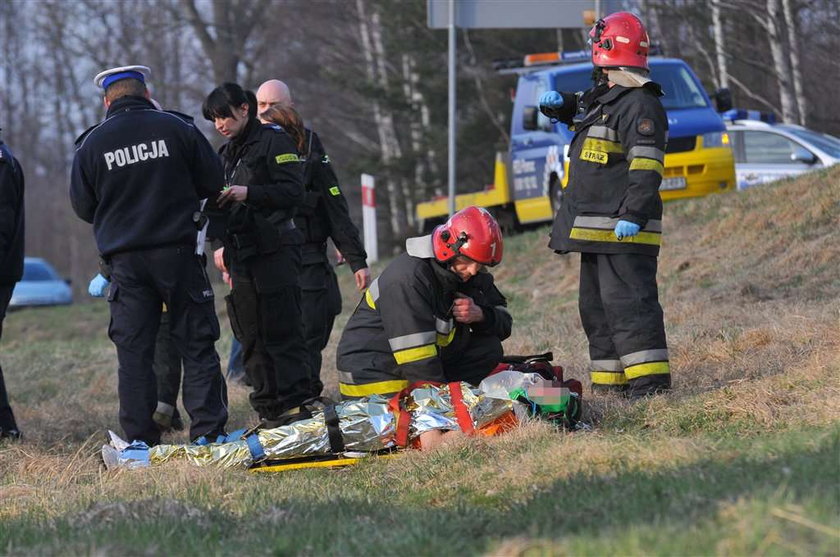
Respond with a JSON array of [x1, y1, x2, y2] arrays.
[[388, 381, 477, 447]]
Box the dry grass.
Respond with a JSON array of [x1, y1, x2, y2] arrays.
[[0, 168, 838, 554]]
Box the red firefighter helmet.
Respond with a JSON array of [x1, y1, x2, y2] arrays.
[[589, 11, 650, 70], [432, 206, 503, 267]]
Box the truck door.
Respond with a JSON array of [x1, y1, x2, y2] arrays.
[[510, 74, 565, 224]]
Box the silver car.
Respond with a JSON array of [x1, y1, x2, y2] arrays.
[[726, 118, 840, 190], [9, 257, 73, 308]]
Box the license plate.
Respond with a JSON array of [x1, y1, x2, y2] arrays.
[[660, 177, 687, 191]]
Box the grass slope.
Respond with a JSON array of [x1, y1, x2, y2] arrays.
[[0, 168, 838, 555]]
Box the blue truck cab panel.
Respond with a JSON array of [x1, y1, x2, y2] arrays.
[[510, 58, 736, 224]]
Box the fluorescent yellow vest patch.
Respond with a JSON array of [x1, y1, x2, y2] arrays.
[[274, 153, 300, 164], [580, 150, 609, 164]]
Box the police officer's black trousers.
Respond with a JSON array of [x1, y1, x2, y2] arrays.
[[227, 244, 312, 420], [153, 310, 182, 421], [441, 331, 504, 387], [579, 252, 670, 394], [0, 285, 19, 433], [300, 260, 342, 396], [108, 246, 228, 444]]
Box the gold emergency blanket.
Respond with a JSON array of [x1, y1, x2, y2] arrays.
[[102, 382, 514, 470]]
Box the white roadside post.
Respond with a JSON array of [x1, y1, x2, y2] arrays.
[[361, 173, 378, 263]]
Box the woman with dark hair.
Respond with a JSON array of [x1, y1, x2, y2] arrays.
[[202, 82, 312, 428]]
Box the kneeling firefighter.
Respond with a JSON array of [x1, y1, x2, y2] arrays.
[[337, 206, 512, 399]]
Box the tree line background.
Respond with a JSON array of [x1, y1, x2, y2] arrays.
[[1, 0, 837, 295]]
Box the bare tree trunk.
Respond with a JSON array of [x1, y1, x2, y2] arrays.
[[712, 0, 729, 88], [401, 53, 425, 228], [782, 0, 807, 125], [179, 0, 270, 84], [763, 0, 798, 122], [357, 0, 404, 246]]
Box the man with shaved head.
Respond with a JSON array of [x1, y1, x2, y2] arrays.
[[256, 79, 369, 397], [256, 80, 292, 113]]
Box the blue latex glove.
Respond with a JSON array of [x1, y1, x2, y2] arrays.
[[88, 273, 110, 297], [539, 90, 564, 109], [614, 220, 641, 240]]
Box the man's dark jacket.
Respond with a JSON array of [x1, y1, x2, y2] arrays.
[[0, 139, 24, 285]]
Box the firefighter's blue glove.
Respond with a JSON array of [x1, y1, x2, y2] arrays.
[[88, 274, 110, 297], [614, 220, 641, 240], [539, 91, 564, 109]]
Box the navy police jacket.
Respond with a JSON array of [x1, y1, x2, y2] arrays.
[[295, 129, 367, 270], [0, 139, 25, 285], [547, 82, 668, 257], [208, 118, 304, 252], [70, 96, 224, 257]]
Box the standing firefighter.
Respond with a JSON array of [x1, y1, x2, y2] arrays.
[[70, 65, 229, 445], [255, 80, 370, 397], [337, 206, 511, 399], [539, 12, 671, 397]]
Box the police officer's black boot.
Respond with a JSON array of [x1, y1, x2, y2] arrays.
[[0, 427, 22, 441], [259, 406, 313, 430]]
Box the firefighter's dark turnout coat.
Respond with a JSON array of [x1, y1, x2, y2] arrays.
[[546, 80, 670, 392], [336, 235, 511, 398]]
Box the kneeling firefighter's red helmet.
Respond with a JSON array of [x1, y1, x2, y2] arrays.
[[432, 206, 503, 266], [590, 11, 650, 70]]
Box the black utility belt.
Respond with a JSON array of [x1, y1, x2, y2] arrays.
[[272, 218, 296, 232], [301, 242, 328, 254], [228, 219, 295, 252]]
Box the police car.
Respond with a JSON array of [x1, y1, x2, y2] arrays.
[[724, 109, 840, 190], [9, 258, 73, 309]]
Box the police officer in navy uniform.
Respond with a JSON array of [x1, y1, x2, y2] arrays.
[[70, 65, 228, 445], [0, 131, 25, 441], [539, 12, 671, 398], [255, 79, 370, 396], [203, 83, 312, 429]]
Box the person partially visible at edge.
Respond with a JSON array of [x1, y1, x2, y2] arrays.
[[0, 129, 25, 441], [70, 65, 228, 445], [203, 82, 313, 430], [539, 11, 671, 398], [336, 206, 512, 447], [256, 79, 370, 397]]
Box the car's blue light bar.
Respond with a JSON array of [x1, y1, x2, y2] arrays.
[[722, 108, 776, 124]]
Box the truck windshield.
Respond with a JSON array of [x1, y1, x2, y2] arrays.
[[552, 62, 709, 110]]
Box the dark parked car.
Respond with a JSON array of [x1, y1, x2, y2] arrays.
[[9, 257, 73, 308]]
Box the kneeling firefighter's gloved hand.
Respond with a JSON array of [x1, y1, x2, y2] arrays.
[[539, 90, 564, 109], [614, 220, 641, 240], [88, 273, 110, 297]]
